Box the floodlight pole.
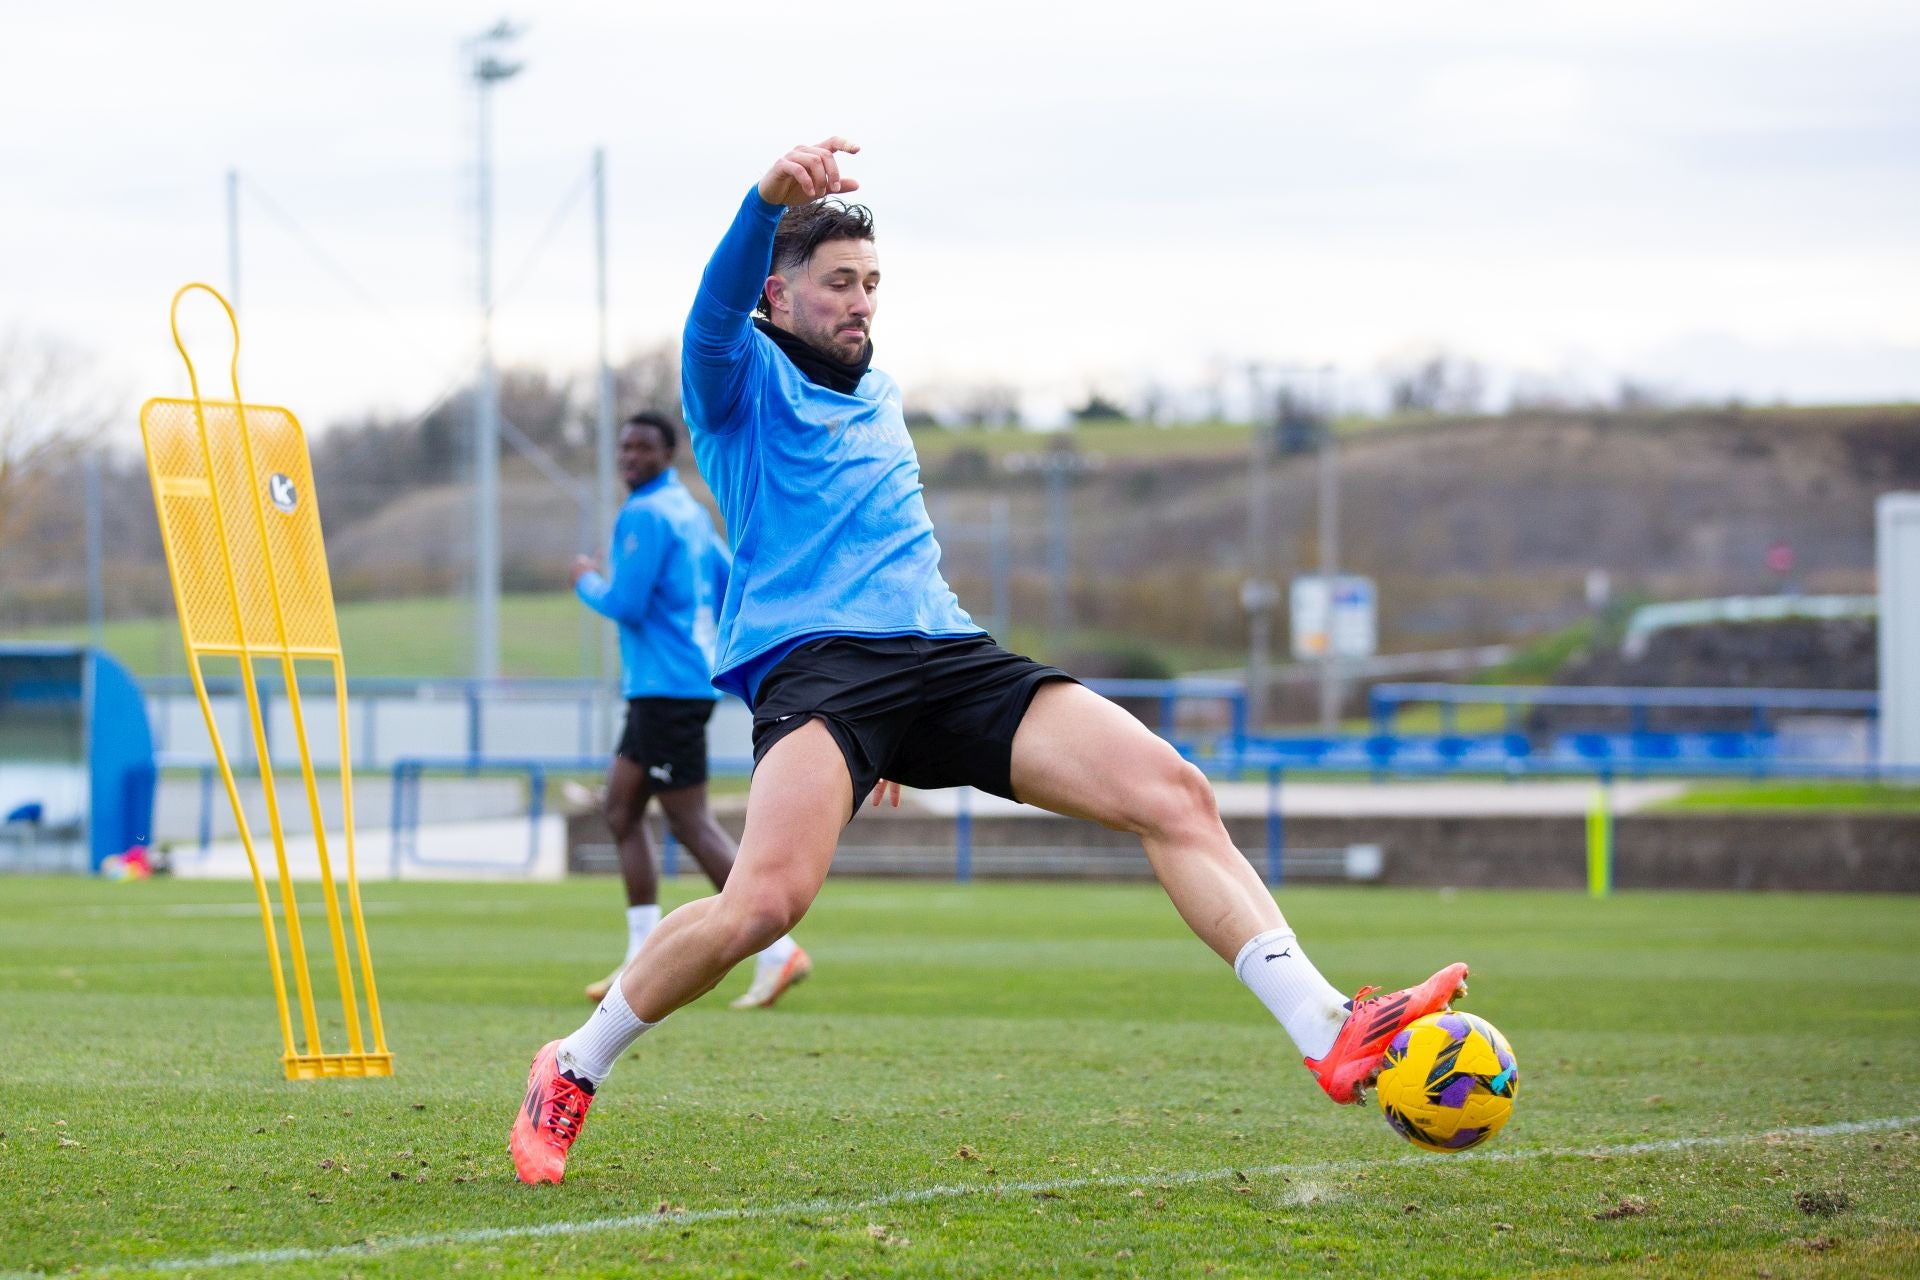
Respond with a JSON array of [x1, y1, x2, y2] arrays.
[[1045, 456, 1071, 635], [1243, 364, 1277, 730], [469, 22, 524, 683], [85, 453, 105, 646], [593, 147, 617, 705], [226, 169, 241, 315], [1316, 368, 1341, 734], [990, 495, 1011, 635]]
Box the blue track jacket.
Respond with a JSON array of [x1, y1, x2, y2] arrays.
[[682, 187, 981, 703], [574, 470, 727, 701]]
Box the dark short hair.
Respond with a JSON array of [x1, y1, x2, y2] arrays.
[[622, 410, 676, 452], [756, 199, 876, 318]]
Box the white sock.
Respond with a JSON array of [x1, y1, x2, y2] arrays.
[[557, 982, 656, 1087], [622, 904, 661, 966], [756, 934, 797, 969], [1234, 927, 1351, 1061]]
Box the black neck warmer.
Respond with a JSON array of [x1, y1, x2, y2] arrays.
[[754, 317, 872, 395]]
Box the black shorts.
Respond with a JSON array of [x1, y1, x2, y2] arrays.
[[615, 697, 715, 791], [750, 634, 1075, 817]]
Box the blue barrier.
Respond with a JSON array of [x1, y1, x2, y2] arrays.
[[161, 743, 1920, 884], [160, 678, 1909, 883], [1370, 682, 1878, 738], [384, 754, 758, 877]]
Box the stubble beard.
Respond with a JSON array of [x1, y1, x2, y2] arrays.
[[798, 315, 870, 365]]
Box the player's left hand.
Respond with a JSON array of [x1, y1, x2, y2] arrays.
[[869, 779, 902, 808], [570, 555, 598, 585], [759, 137, 861, 206]]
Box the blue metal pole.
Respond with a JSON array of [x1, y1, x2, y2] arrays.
[[661, 820, 679, 876], [198, 764, 214, 856], [1231, 691, 1249, 773], [406, 763, 426, 871], [466, 683, 482, 763], [1265, 765, 1283, 886], [527, 764, 545, 865], [388, 762, 407, 879], [955, 787, 973, 883]]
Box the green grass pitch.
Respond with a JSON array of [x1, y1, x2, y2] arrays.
[[3, 877, 1917, 1278]]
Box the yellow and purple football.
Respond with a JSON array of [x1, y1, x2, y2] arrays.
[[1375, 1010, 1518, 1152]]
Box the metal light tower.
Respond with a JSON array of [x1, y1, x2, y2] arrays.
[[593, 146, 617, 696], [226, 168, 241, 314], [1315, 366, 1342, 733], [1242, 364, 1334, 731], [1242, 365, 1279, 729], [469, 20, 524, 682]]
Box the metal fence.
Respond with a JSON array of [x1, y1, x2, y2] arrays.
[[151, 677, 1906, 883]]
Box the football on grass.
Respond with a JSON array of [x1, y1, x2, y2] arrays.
[[1375, 1010, 1517, 1152]]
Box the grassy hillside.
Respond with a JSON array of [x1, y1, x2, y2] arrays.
[[5, 594, 591, 680], [9, 403, 1917, 662], [3, 597, 1247, 681]]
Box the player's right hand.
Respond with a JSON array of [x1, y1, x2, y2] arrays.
[[758, 138, 860, 207]]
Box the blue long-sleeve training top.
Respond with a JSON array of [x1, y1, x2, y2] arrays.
[[682, 186, 981, 703], [574, 469, 728, 701]]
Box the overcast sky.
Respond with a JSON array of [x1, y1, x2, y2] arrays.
[[6, 0, 1917, 438]]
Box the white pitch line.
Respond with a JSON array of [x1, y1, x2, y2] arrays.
[[13, 1114, 1914, 1279]]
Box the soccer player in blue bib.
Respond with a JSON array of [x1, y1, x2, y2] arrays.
[[512, 139, 1469, 1183], [570, 410, 810, 1011]]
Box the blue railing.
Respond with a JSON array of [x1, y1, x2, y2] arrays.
[[142, 675, 1247, 770], [161, 679, 1904, 882], [141, 676, 609, 768], [384, 753, 758, 878]]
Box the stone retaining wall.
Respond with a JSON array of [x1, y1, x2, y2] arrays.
[[566, 809, 1920, 892]]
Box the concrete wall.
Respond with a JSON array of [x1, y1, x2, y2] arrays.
[[567, 807, 1920, 892]]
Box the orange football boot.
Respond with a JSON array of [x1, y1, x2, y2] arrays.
[[509, 1039, 595, 1184], [1305, 962, 1470, 1104], [728, 945, 812, 1010]]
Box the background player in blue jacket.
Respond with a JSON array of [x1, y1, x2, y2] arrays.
[[513, 141, 1466, 1184], [571, 411, 808, 1012]]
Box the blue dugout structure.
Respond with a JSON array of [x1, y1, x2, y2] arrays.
[[0, 644, 156, 873]]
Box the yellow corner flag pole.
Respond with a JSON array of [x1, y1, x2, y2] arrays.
[[1586, 776, 1614, 899], [139, 283, 391, 1080]]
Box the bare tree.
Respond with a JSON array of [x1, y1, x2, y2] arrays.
[[1136, 381, 1173, 425], [0, 331, 113, 546], [1386, 352, 1486, 415], [949, 381, 1023, 429], [610, 342, 682, 425], [1614, 378, 1672, 411]]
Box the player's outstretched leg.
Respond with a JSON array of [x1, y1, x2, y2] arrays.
[[1008, 682, 1469, 1106], [654, 784, 812, 1011], [507, 722, 849, 1184]]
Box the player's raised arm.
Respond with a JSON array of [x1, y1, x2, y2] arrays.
[[682, 138, 862, 432], [757, 138, 861, 207]]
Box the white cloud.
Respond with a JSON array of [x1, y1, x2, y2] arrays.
[[5, 0, 1918, 434]]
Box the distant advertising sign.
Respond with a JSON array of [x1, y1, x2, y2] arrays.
[[1290, 574, 1377, 660]]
